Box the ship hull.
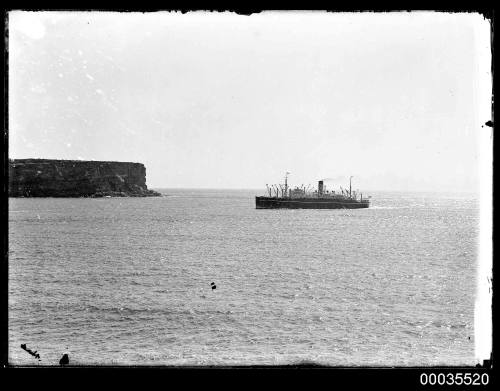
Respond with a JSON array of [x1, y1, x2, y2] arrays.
[[255, 196, 369, 209]]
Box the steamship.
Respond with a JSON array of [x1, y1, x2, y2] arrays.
[[255, 173, 370, 209]]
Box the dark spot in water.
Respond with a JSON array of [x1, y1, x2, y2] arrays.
[[210, 282, 217, 290]]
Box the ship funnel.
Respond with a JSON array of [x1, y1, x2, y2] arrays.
[[318, 180, 324, 196]]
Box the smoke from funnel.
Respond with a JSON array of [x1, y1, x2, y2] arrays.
[[320, 176, 347, 182], [321, 175, 363, 182]]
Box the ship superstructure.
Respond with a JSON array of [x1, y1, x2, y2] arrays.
[[255, 173, 370, 209]]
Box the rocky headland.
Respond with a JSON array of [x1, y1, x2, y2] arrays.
[[9, 159, 162, 197]]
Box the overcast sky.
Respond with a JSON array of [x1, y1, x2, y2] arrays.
[[8, 11, 492, 191]]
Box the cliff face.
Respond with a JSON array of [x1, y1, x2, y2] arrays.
[[9, 159, 161, 197]]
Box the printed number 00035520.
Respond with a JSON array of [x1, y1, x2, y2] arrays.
[[420, 373, 489, 386]]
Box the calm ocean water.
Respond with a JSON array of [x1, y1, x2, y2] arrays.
[[8, 189, 479, 366]]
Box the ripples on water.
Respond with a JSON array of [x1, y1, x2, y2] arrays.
[[9, 190, 479, 365]]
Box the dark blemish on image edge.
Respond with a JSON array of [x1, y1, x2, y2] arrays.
[[20, 343, 41, 360], [482, 120, 493, 127], [59, 353, 69, 366]]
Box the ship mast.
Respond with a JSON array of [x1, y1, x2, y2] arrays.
[[349, 176, 353, 198], [284, 172, 290, 198]]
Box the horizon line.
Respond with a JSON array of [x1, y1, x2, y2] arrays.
[[150, 187, 480, 194]]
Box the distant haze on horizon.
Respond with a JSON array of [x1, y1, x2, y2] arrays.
[[9, 11, 492, 192]]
